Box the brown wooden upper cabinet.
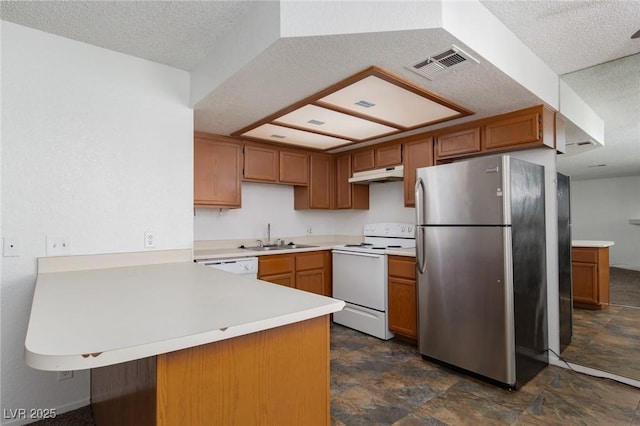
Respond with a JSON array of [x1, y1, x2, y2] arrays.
[[243, 143, 279, 183], [279, 150, 309, 185], [194, 133, 242, 209], [483, 105, 555, 152], [403, 135, 434, 207], [352, 143, 403, 173], [294, 154, 334, 210], [435, 127, 481, 160], [335, 154, 369, 210], [243, 142, 309, 185]]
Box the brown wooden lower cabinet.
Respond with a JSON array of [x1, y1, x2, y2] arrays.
[[91, 316, 330, 426], [259, 251, 331, 296], [572, 246, 610, 309], [387, 255, 418, 341]]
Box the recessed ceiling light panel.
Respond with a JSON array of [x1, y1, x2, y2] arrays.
[[318, 76, 463, 128], [274, 104, 398, 141], [243, 123, 352, 150], [233, 66, 473, 150]]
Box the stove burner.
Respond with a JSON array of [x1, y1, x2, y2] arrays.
[[344, 243, 373, 247], [372, 247, 386, 250], [387, 245, 402, 248]]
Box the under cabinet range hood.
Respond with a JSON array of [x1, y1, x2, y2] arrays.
[[348, 165, 404, 184]]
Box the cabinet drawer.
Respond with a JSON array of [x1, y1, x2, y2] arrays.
[[572, 248, 597, 264], [296, 252, 326, 271], [388, 256, 416, 280], [259, 254, 294, 276]]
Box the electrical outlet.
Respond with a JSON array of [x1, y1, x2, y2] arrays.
[[3, 238, 21, 257], [144, 232, 155, 248], [46, 236, 71, 256], [57, 370, 73, 381], [306, 226, 313, 235]]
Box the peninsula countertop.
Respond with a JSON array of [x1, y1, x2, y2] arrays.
[[25, 256, 344, 371], [572, 240, 615, 248]]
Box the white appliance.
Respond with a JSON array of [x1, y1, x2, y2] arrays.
[[332, 223, 415, 340], [195, 257, 258, 279]]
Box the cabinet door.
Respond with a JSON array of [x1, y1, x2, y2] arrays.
[[194, 136, 242, 208], [484, 112, 541, 151], [294, 154, 333, 210], [572, 262, 598, 305], [388, 256, 417, 339], [375, 143, 402, 168], [352, 149, 375, 172], [279, 151, 309, 185], [435, 127, 481, 160], [388, 277, 417, 339], [243, 144, 279, 182], [296, 269, 326, 296], [335, 154, 369, 210], [403, 137, 433, 207]]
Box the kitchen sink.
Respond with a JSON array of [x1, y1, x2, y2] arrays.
[[240, 243, 318, 251]]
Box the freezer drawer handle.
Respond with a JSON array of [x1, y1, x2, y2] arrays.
[[485, 167, 499, 173]]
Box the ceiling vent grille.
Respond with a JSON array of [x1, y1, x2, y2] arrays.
[[407, 45, 479, 81]]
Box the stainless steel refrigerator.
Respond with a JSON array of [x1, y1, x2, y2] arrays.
[[415, 155, 548, 389]]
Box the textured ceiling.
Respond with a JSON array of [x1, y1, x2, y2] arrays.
[[1, 0, 639, 180], [0, 1, 254, 70]]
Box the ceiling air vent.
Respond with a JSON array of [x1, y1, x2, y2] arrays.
[[407, 45, 479, 81]]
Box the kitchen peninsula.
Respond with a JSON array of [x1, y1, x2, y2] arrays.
[[25, 249, 344, 426]]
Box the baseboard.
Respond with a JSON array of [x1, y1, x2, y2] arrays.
[[1, 398, 90, 426]]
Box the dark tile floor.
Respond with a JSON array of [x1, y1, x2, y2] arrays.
[[35, 322, 640, 425], [562, 304, 640, 381], [330, 323, 640, 425]]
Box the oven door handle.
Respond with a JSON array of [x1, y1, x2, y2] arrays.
[[332, 250, 384, 258]]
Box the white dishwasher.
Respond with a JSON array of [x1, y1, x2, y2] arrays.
[[195, 257, 258, 279]]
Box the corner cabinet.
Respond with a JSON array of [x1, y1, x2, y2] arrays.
[[194, 133, 242, 208], [258, 251, 332, 296], [403, 135, 434, 207], [572, 246, 610, 309], [387, 255, 418, 341]]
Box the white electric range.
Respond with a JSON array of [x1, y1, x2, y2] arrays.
[[332, 223, 415, 340]]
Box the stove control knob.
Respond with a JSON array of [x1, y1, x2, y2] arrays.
[[408, 225, 413, 233], [401, 226, 406, 232]]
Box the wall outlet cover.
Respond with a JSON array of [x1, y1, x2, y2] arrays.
[[46, 236, 71, 256]]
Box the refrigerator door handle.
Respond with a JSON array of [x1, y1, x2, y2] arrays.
[[416, 227, 427, 274]]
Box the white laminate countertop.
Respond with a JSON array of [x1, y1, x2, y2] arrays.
[[25, 261, 344, 371], [572, 240, 615, 248], [194, 241, 417, 260], [193, 241, 342, 260]]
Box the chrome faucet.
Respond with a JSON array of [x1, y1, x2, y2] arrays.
[[257, 223, 272, 247]]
